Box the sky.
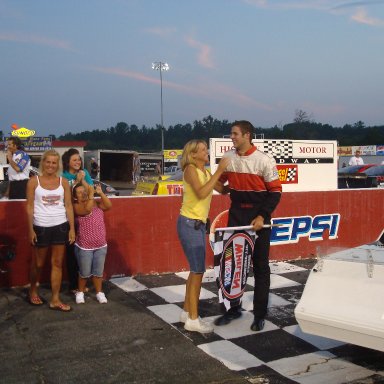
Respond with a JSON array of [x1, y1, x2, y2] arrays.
[[1, 0, 384, 138]]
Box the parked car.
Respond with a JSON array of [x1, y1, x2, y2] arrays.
[[132, 170, 184, 196], [338, 164, 384, 189], [362, 165, 384, 188], [337, 164, 377, 189], [0, 164, 119, 198]]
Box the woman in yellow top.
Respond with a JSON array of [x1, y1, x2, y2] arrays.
[[177, 140, 229, 333]]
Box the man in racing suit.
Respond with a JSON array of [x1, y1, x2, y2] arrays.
[[214, 120, 282, 331]]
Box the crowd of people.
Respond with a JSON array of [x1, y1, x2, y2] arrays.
[[25, 148, 112, 312], [5, 120, 283, 333]]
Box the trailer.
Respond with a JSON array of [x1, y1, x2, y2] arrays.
[[84, 150, 162, 188]]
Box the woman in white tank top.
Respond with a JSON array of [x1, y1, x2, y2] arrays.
[[26, 150, 75, 312]]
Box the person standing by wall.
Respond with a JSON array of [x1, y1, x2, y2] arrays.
[[62, 148, 93, 293], [6, 137, 31, 199], [349, 150, 364, 166], [132, 152, 141, 184], [177, 140, 229, 334], [72, 183, 112, 304], [27, 150, 75, 311], [214, 120, 282, 332], [90, 157, 99, 179]]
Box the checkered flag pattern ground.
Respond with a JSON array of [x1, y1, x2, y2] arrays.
[[263, 140, 293, 160], [112, 260, 384, 384]]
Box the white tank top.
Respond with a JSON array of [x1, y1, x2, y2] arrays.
[[34, 177, 67, 227]]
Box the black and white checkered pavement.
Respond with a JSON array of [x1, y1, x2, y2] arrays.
[[111, 259, 384, 384]]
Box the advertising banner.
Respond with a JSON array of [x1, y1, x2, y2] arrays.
[[163, 149, 182, 163], [210, 138, 338, 191], [376, 145, 384, 155], [353, 145, 376, 156], [4, 136, 52, 152]]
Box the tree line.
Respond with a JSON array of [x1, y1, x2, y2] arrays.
[[55, 112, 384, 151]]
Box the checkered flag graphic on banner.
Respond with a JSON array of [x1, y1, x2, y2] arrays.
[[262, 140, 293, 161], [286, 167, 297, 181], [213, 228, 257, 311]]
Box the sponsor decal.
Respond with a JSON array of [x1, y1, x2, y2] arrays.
[[165, 184, 183, 195], [164, 149, 183, 161], [11, 124, 35, 138], [270, 214, 340, 245], [277, 165, 298, 184]]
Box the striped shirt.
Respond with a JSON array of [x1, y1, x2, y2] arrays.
[[219, 145, 282, 224]]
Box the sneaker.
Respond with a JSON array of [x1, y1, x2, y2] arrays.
[[96, 292, 108, 304], [180, 310, 189, 323], [214, 307, 242, 326], [75, 291, 85, 304], [184, 317, 213, 334]]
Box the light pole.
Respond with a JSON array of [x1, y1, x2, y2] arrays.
[[152, 62, 169, 162]]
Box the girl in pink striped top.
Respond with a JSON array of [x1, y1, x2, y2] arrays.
[[72, 183, 112, 304]]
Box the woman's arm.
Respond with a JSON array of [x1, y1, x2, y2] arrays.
[[62, 178, 75, 244], [26, 176, 37, 245], [94, 184, 112, 211], [214, 181, 230, 194], [184, 156, 230, 200]]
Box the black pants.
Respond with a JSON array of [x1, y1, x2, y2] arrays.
[[228, 206, 271, 318], [9, 180, 28, 199], [251, 228, 271, 318], [65, 243, 79, 291]]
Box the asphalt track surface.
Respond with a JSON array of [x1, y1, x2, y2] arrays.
[[1, 258, 384, 383]]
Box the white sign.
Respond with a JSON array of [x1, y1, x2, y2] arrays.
[[210, 138, 338, 192]]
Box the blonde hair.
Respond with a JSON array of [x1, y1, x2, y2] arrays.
[[39, 149, 61, 176], [180, 140, 207, 171]]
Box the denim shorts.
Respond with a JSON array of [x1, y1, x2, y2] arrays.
[[177, 215, 206, 273], [33, 222, 69, 247], [74, 245, 107, 278]]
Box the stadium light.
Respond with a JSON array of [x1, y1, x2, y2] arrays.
[[152, 62, 170, 158]]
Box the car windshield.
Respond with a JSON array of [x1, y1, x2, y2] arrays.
[[363, 165, 384, 176]]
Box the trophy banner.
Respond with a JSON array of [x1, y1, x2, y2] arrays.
[[213, 227, 257, 311]]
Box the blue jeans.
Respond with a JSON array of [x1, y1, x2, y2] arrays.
[[177, 215, 206, 273], [75, 246, 107, 278]]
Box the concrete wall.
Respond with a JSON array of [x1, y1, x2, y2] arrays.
[[0, 190, 383, 287]]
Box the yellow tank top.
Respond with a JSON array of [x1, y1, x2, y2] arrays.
[[180, 166, 212, 222]]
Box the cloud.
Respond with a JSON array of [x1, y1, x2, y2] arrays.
[[0, 32, 73, 50], [90, 66, 272, 111], [185, 36, 215, 69], [332, 1, 384, 10], [144, 26, 176, 37], [350, 6, 384, 26], [242, 1, 384, 27]]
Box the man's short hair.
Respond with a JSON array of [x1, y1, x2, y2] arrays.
[[7, 137, 23, 149], [231, 120, 254, 143]]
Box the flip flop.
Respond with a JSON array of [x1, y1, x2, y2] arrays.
[[29, 295, 44, 306], [49, 303, 72, 312]]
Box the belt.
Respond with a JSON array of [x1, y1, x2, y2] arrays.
[[10, 179, 29, 182], [232, 202, 257, 209]]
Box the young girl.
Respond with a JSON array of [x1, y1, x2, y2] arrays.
[[177, 140, 229, 333], [72, 183, 112, 304]]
